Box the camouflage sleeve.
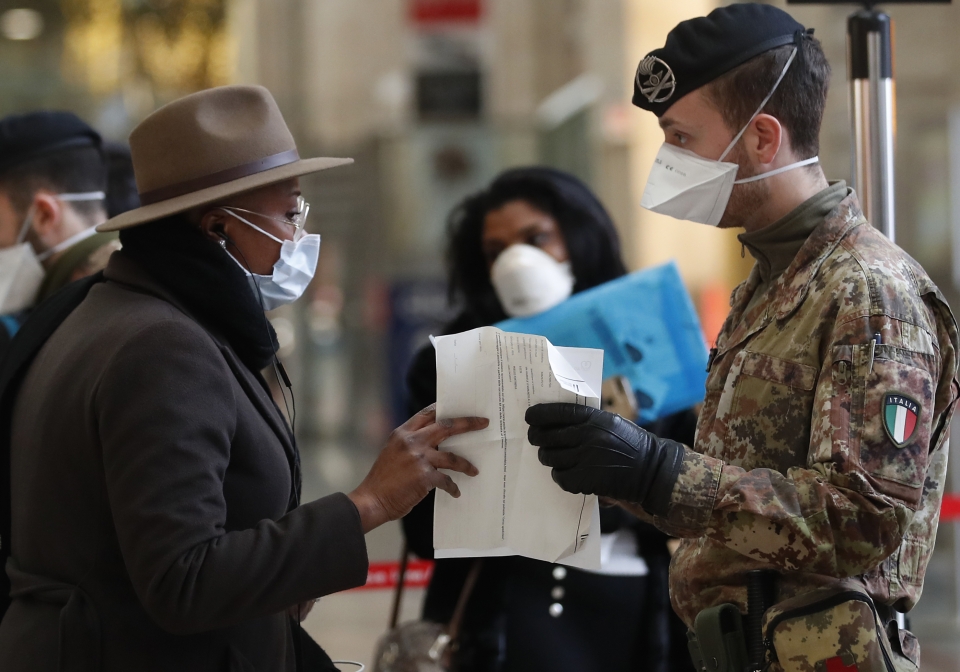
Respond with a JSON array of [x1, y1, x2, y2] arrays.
[[656, 308, 958, 577]]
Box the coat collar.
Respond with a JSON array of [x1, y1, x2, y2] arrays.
[[103, 252, 300, 507], [717, 192, 867, 355], [103, 249, 185, 313]]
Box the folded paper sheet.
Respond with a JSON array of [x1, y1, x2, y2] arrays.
[[433, 326, 602, 569]]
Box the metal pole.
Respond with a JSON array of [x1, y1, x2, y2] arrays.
[[847, 10, 896, 242], [852, 15, 905, 630]]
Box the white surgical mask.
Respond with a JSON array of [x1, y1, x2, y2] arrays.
[[490, 244, 575, 318], [0, 190, 106, 312], [221, 209, 320, 312], [640, 47, 819, 227]]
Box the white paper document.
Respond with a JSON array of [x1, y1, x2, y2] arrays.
[[433, 326, 603, 569]]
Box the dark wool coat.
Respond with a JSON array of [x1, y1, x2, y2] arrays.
[[0, 252, 368, 671]]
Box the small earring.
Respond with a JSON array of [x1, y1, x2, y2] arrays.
[[219, 239, 227, 249]]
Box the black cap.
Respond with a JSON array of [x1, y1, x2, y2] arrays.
[[0, 111, 102, 175], [632, 4, 810, 117]]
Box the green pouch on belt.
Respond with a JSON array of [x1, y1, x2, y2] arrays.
[[762, 588, 895, 672]]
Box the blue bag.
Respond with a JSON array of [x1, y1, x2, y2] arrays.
[[496, 261, 708, 423]]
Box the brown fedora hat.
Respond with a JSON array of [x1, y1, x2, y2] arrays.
[[98, 85, 352, 231]]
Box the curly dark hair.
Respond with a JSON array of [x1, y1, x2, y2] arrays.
[[446, 166, 628, 323]]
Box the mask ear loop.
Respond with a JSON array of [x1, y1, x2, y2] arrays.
[[56, 191, 107, 202], [718, 46, 799, 162], [16, 191, 107, 248], [220, 208, 287, 244], [219, 228, 300, 505], [733, 155, 819, 184], [35, 227, 99, 262]]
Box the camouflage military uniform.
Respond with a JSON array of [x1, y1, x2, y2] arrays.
[[651, 191, 959, 666]]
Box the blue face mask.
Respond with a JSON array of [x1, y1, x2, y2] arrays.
[[219, 209, 321, 312]]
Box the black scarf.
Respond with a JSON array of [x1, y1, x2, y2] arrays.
[[119, 215, 279, 372]]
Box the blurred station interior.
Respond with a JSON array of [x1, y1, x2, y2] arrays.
[[4, 0, 960, 667]]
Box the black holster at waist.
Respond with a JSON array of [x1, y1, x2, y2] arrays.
[[6, 557, 101, 672]]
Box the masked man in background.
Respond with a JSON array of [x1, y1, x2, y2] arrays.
[[526, 5, 959, 671], [0, 112, 120, 355]]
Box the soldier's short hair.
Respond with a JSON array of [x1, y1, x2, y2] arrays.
[[0, 146, 107, 223], [703, 37, 831, 161]]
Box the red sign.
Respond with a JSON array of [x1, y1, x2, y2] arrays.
[[942, 494, 960, 521], [823, 656, 858, 672], [352, 559, 435, 591], [410, 0, 482, 24]]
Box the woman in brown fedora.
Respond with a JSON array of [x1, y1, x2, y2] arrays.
[[0, 85, 486, 672]]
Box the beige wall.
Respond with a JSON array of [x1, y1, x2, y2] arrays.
[[232, 0, 408, 150], [486, 0, 544, 168], [300, 0, 407, 149]]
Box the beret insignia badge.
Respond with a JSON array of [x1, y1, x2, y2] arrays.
[[636, 56, 676, 103]]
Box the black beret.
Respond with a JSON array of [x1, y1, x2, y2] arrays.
[[0, 111, 102, 175], [633, 3, 809, 117]]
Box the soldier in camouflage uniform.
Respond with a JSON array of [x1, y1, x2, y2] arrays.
[[526, 5, 959, 671]]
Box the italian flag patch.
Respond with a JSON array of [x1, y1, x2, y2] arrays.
[[883, 393, 920, 447]]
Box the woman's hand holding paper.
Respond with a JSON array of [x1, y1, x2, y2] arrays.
[[349, 404, 487, 533]]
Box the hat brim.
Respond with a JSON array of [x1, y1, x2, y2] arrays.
[[97, 156, 353, 232]]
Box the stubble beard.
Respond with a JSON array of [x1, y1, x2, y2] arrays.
[[716, 146, 769, 230]]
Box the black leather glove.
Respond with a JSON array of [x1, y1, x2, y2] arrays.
[[526, 403, 685, 516]]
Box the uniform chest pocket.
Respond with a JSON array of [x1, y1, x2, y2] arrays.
[[718, 350, 818, 471], [849, 345, 936, 503]]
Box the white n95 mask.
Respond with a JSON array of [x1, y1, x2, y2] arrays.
[[0, 244, 44, 313], [640, 47, 819, 227], [221, 209, 321, 311], [490, 244, 575, 318], [0, 190, 105, 312]]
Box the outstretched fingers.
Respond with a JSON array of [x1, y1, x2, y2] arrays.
[[416, 415, 489, 447], [403, 404, 438, 432], [404, 413, 488, 499], [428, 449, 479, 476], [431, 470, 462, 498]]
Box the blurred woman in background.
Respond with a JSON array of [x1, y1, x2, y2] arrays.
[[402, 167, 695, 672]]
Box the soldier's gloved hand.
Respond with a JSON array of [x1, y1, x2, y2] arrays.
[[526, 403, 685, 516]]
